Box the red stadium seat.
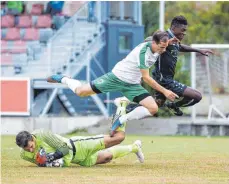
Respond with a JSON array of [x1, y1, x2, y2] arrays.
[[1, 15, 15, 28], [10, 41, 27, 54], [1, 54, 13, 66], [23, 28, 39, 40], [31, 4, 44, 15], [16, 15, 32, 28], [36, 15, 52, 28], [4, 28, 21, 41], [1, 40, 8, 53]]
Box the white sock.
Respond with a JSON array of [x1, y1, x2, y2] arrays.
[[119, 106, 152, 124], [61, 77, 82, 93]]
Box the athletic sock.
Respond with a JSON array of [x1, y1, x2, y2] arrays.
[[108, 144, 137, 159], [119, 106, 152, 124], [61, 77, 82, 93], [116, 101, 128, 132]]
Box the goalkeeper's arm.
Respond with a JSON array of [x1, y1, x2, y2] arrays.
[[38, 129, 69, 162]]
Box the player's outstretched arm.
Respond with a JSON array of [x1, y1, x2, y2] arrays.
[[140, 69, 179, 101], [180, 44, 214, 56]]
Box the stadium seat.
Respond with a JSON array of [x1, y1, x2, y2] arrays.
[[1, 15, 15, 28], [32, 16, 38, 26], [4, 28, 20, 41], [1, 40, 8, 53], [15, 15, 32, 28], [10, 41, 27, 54], [36, 15, 52, 28], [39, 28, 53, 42], [1, 54, 13, 66], [52, 16, 66, 29], [12, 53, 27, 66], [1, 28, 7, 39], [31, 4, 44, 15], [23, 28, 39, 40], [26, 41, 42, 57]]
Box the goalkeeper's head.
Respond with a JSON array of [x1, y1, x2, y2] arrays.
[[16, 131, 36, 153]]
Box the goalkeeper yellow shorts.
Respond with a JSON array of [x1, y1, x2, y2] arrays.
[[70, 135, 105, 167]]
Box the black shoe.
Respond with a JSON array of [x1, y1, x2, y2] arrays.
[[165, 102, 183, 116]]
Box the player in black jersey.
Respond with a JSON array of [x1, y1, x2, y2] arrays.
[[123, 16, 213, 116], [147, 15, 213, 115]]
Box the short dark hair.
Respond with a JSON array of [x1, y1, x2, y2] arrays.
[[171, 15, 188, 28], [16, 131, 33, 148], [152, 30, 169, 44]]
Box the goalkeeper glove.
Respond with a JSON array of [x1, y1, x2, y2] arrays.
[[36, 148, 64, 167]]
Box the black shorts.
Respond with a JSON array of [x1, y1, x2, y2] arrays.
[[154, 78, 187, 101]]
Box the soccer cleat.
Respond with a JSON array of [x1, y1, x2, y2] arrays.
[[47, 74, 65, 83], [110, 114, 122, 137], [165, 102, 183, 116], [114, 96, 130, 107], [134, 140, 144, 163]]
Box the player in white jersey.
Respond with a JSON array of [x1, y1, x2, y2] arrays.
[[47, 31, 179, 136]]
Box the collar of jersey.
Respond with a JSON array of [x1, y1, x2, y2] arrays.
[[147, 42, 154, 53], [167, 28, 175, 39]]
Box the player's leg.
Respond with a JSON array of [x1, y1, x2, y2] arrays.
[[47, 72, 123, 97], [160, 80, 185, 116], [165, 81, 202, 115], [95, 140, 144, 165], [174, 87, 202, 107], [47, 74, 96, 96], [71, 131, 127, 167], [103, 100, 129, 148], [110, 85, 158, 135]]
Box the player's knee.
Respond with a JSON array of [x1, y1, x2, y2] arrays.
[[76, 88, 86, 97], [194, 91, 202, 103], [104, 153, 113, 163], [148, 104, 158, 115], [117, 134, 125, 144]]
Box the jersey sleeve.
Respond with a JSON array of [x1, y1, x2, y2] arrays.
[[37, 129, 69, 156], [139, 43, 150, 69], [20, 149, 36, 165]]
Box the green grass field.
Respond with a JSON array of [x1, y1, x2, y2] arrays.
[[1, 135, 229, 184]]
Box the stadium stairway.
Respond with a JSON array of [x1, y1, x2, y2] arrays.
[[1, 2, 108, 117], [32, 3, 108, 117]]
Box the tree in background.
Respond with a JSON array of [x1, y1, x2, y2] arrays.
[[142, 1, 159, 37], [164, 1, 229, 44], [143, 1, 229, 43]]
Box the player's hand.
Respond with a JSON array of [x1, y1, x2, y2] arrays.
[[168, 37, 180, 45], [36, 148, 48, 167], [163, 89, 179, 101], [199, 49, 214, 56]]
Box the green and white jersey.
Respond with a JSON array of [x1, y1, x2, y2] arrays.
[[112, 42, 159, 84], [20, 129, 73, 167]]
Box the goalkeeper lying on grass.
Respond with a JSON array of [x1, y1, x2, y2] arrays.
[[15, 103, 144, 167], [16, 129, 144, 167]]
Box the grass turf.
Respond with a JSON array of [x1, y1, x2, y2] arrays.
[[1, 135, 229, 184]]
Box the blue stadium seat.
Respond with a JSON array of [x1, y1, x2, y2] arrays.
[[12, 53, 27, 66], [32, 16, 38, 26], [26, 41, 42, 60], [1, 28, 7, 39], [52, 16, 66, 30], [39, 28, 53, 42]]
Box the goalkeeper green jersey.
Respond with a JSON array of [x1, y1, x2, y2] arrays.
[[20, 129, 105, 167], [20, 129, 73, 167]]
